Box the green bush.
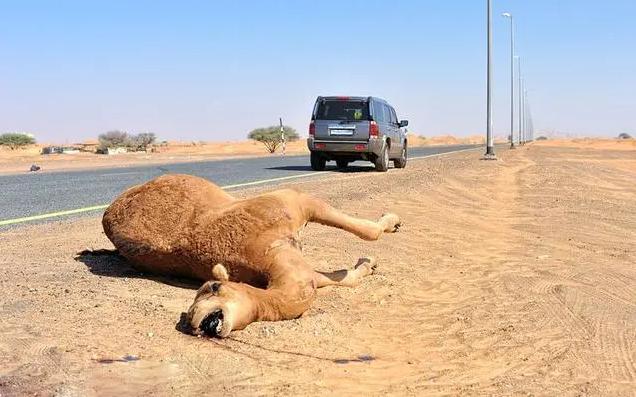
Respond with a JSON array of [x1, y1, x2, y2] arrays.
[[248, 125, 299, 153], [0, 133, 36, 149]]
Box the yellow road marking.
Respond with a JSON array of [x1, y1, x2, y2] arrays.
[[0, 146, 482, 227], [0, 205, 110, 226]]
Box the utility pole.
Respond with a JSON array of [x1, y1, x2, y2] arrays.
[[502, 13, 515, 149], [484, 0, 496, 158]]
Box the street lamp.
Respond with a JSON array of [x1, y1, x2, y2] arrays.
[[502, 12, 515, 149], [517, 56, 523, 146], [521, 78, 525, 145], [524, 88, 530, 142], [484, 0, 495, 158]]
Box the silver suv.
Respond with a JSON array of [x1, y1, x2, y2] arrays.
[[307, 96, 409, 172]]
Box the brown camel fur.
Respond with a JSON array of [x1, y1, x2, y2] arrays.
[[102, 174, 401, 337]]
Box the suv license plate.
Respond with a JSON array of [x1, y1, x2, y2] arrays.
[[330, 129, 354, 136]]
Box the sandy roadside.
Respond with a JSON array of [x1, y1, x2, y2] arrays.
[[0, 143, 634, 396]]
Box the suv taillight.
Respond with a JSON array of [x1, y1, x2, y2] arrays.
[[369, 121, 379, 137], [309, 120, 315, 136]]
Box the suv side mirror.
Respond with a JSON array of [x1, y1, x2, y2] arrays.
[[399, 120, 409, 128]]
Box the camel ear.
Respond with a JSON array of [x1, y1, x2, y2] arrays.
[[212, 263, 229, 281]]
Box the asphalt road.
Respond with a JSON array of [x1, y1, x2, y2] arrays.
[[0, 144, 480, 228]]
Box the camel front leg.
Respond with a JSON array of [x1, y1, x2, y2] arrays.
[[303, 195, 401, 241], [314, 257, 378, 288]]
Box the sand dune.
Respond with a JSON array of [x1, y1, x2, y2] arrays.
[[0, 143, 634, 395]]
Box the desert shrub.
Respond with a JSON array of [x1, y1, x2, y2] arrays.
[[536, 136, 548, 140], [98, 130, 128, 149], [248, 125, 299, 153], [0, 133, 36, 149], [130, 132, 156, 151], [618, 132, 632, 139], [98, 131, 157, 151]]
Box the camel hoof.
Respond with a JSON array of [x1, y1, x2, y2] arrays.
[[355, 257, 378, 275], [381, 213, 401, 233]]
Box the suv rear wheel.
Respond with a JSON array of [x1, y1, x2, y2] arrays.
[[393, 144, 407, 169], [374, 144, 389, 172], [310, 152, 326, 171]]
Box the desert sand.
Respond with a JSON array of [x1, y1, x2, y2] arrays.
[[0, 135, 486, 175], [0, 141, 634, 396], [533, 137, 636, 150]]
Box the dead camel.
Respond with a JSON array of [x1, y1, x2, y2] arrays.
[[103, 174, 401, 337]]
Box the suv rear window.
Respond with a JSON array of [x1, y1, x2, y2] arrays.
[[315, 100, 370, 121]]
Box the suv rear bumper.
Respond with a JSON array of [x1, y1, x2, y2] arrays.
[[307, 137, 383, 157]]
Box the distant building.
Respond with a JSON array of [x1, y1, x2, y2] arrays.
[[106, 147, 128, 155], [41, 146, 81, 155]]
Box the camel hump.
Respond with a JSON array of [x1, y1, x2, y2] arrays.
[[152, 174, 232, 200], [102, 174, 235, 258]]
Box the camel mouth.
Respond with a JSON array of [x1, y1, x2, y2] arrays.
[[199, 309, 224, 337]]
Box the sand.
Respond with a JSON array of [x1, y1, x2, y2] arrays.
[[0, 142, 634, 396], [533, 138, 636, 151]]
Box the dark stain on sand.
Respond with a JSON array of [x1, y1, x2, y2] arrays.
[[333, 355, 376, 364]]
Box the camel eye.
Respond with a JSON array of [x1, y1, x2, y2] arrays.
[[209, 282, 221, 294]]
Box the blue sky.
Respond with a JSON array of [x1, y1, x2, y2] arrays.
[[1, 0, 634, 143]]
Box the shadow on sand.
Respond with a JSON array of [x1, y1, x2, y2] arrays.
[[74, 249, 200, 290]]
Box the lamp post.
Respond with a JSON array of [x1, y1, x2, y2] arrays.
[[502, 12, 515, 149], [484, 0, 495, 158], [524, 88, 529, 142], [521, 79, 526, 145], [517, 57, 523, 146]]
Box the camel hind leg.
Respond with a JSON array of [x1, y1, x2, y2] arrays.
[[301, 194, 401, 241]]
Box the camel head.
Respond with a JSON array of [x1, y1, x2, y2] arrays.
[[186, 280, 256, 338]]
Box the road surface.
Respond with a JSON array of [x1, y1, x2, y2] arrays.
[[0, 144, 480, 227]]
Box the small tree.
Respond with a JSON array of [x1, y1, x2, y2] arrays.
[[248, 125, 299, 153], [618, 132, 632, 139], [98, 130, 128, 150], [0, 133, 36, 149], [129, 132, 156, 151]]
